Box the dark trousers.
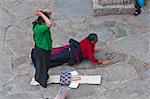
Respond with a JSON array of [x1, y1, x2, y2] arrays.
[[31, 46, 51, 88], [134, 0, 141, 14], [48, 48, 70, 67]]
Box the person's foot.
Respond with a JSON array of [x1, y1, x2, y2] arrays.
[[30, 78, 40, 86], [134, 11, 140, 16]]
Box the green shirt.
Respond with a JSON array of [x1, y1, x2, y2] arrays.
[[33, 23, 52, 51]]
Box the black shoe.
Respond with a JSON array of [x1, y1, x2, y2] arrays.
[[40, 83, 47, 88], [134, 11, 139, 16]]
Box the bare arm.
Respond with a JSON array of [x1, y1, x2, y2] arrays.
[[34, 10, 52, 27], [37, 9, 52, 16], [98, 60, 110, 64], [94, 46, 100, 53]]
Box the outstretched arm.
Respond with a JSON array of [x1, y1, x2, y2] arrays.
[[94, 46, 100, 53], [98, 60, 110, 65], [87, 48, 110, 64], [87, 47, 99, 63]]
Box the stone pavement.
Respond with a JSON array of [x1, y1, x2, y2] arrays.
[[0, 0, 150, 99]]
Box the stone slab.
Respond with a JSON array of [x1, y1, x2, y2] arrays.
[[0, 9, 15, 28], [98, 0, 112, 5], [93, 0, 134, 16], [114, 32, 150, 63], [114, 24, 128, 38], [113, 0, 124, 4], [53, 0, 92, 18]]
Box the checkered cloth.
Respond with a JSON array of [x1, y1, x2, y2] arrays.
[[60, 72, 71, 85]]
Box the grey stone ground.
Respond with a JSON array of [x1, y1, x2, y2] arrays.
[[0, 0, 150, 99]]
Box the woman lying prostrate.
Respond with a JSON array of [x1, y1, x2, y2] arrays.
[[48, 33, 110, 68]]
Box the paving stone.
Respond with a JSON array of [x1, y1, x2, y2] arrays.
[[12, 61, 35, 77], [6, 34, 32, 57], [98, 0, 112, 5], [73, 32, 89, 41], [4, 25, 26, 41], [128, 56, 150, 74], [98, 78, 150, 99], [99, 20, 115, 28], [0, 0, 19, 9], [0, 26, 3, 41], [3, 93, 43, 99], [51, 28, 69, 47], [48, 65, 75, 75], [3, 75, 44, 97], [114, 25, 127, 38], [113, 0, 123, 4], [53, 0, 92, 17], [124, 0, 132, 4], [115, 32, 150, 63], [113, 22, 128, 38], [0, 9, 15, 28], [11, 56, 28, 69], [54, 19, 74, 33], [68, 16, 86, 24], [116, 78, 150, 98], [102, 20, 116, 27], [0, 50, 12, 71], [74, 60, 97, 71], [73, 23, 87, 32], [9, 1, 36, 20], [126, 14, 150, 32], [67, 85, 99, 99], [77, 66, 110, 79], [87, 20, 116, 35], [104, 62, 137, 82], [143, 67, 150, 77]]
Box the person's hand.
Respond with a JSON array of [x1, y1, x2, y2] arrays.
[[102, 60, 110, 65], [98, 60, 103, 64], [98, 60, 110, 65], [34, 10, 43, 16], [37, 9, 52, 16]]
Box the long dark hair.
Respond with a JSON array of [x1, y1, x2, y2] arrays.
[[32, 12, 50, 29]]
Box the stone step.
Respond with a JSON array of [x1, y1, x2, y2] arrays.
[[97, 0, 134, 5], [93, 0, 135, 16], [98, 0, 113, 5]]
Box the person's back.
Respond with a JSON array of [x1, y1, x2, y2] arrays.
[[80, 37, 98, 63], [33, 23, 52, 51], [80, 33, 110, 64]]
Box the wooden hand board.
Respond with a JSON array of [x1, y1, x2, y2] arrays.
[[31, 71, 102, 88]]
